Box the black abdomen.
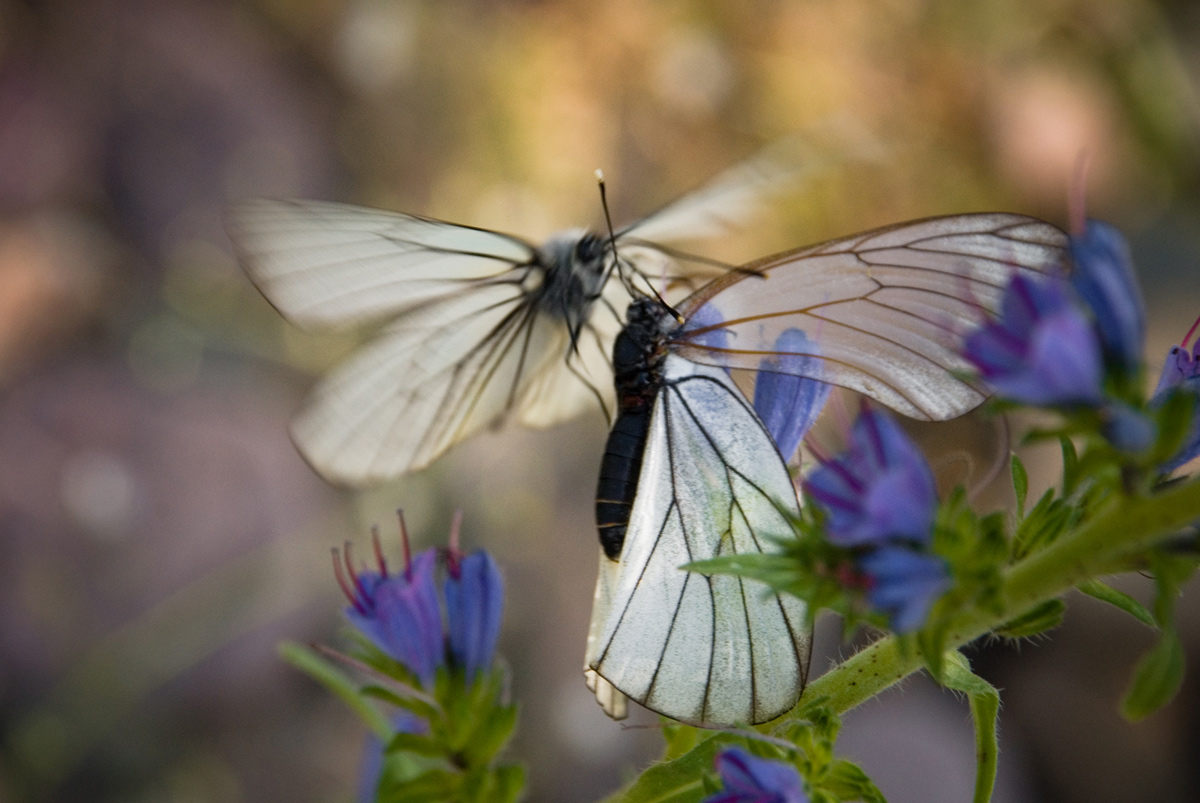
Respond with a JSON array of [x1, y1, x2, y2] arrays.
[[595, 407, 651, 560], [594, 299, 669, 561]]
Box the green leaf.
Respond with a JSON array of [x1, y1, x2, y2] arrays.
[[489, 765, 526, 803], [464, 703, 519, 766], [941, 652, 1000, 803], [605, 733, 732, 803], [278, 641, 391, 739], [1060, 436, 1079, 494], [917, 625, 949, 682], [1011, 454, 1029, 518], [385, 732, 447, 759], [994, 599, 1065, 638], [661, 722, 702, 761], [377, 768, 463, 803], [1121, 630, 1185, 721], [361, 685, 440, 721], [1077, 580, 1155, 626], [823, 760, 887, 803]]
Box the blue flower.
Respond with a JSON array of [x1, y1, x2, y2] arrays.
[[1150, 330, 1200, 472], [1068, 220, 1145, 375], [804, 408, 937, 547], [701, 747, 807, 803], [1102, 402, 1156, 455], [444, 550, 504, 680], [336, 542, 445, 687], [753, 328, 832, 463], [964, 274, 1104, 407], [859, 547, 952, 634]]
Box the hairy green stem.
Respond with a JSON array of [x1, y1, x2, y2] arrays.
[[788, 477, 1200, 719]]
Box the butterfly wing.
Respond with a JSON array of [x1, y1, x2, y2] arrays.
[[228, 198, 537, 330], [671, 213, 1068, 421], [586, 354, 809, 725], [287, 283, 574, 483]]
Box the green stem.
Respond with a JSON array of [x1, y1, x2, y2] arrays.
[[789, 476, 1200, 719]]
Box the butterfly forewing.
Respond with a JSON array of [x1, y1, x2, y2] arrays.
[[671, 213, 1068, 420], [588, 354, 808, 725], [229, 199, 536, 330]]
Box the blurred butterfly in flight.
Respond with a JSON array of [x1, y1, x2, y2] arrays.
[[586, 213, 1068, 725], [227, 148, 814, 485]]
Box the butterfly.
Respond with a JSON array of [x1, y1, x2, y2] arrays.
[[585, 213, 1068, 725], [226, 150, 810, 484]]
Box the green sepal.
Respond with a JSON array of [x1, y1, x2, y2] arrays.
[[1121, 630, 1185, 722], [1077, 580, 1154, 626], [994, 599, 1065, 639], [941, 652, 1000, 803]]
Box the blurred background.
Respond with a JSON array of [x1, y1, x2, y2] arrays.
[[0, 0, 1198, 801]]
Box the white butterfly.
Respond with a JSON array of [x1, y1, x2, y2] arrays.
[[226, 151, 810, 484], [585, 213, 1068, 725]]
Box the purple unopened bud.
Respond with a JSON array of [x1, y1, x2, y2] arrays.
[[445, 550, 504, 680], [702, 747, 807, 803], [753, 328, 832, 463], [804, 408, 937, 547], [1068, 220, 1145, 375], [859, 546, 951, 634], [964, 274, 1104, 407], [1150, 319, 1200, 472], [336, 533, 445, 687]]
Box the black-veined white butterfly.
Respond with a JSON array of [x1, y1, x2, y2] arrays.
[[226, 151, 811, 484], [586, 213, 1068, 725]]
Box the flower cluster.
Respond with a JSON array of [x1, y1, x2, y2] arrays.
[[701, 748, 807, 803], [964, 218, 1199, 472], [333, 514, 504, 687], [805, 408, 950, 633]]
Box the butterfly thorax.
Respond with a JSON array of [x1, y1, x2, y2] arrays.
[[533, 230, 610, 331]]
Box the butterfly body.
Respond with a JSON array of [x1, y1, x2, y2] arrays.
[[527, 229, 610, 329]]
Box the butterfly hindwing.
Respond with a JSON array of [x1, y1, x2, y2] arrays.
[[588, 354, 809, 725]]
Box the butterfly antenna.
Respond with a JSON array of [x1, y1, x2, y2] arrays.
[[595, 169, 678, 318]]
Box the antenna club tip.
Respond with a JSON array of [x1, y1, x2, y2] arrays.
[[594, 168, 605, 183]]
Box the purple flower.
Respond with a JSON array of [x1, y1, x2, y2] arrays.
[[964, 274, 1104, 407], [859, 547, 951, 634], [1068, 220, 1145, 375], [804, 408, 937, 547], [445, 550, 504, 680], [701, 747, 807, 803], [753, 328, 832, 463], [1150, 325, 1200, 471], [336, 541, 445, 687]]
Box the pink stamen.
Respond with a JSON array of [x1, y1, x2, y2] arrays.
[[371, 525, 388, 579], [1069, 151, 1090, 237], [446, 510, 465, 579], [1181, 314, 1200, 349], [397, 509, 412, 581], [332, 548, 367, 614], [344, 541, 371, 607]]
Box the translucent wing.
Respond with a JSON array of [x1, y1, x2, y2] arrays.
[[586, 355, 810, 725], [619, 134, 858, 246], [290, 285, 568, 483], [228, 199, 536, 330], [672, 214, 1068, 421]]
